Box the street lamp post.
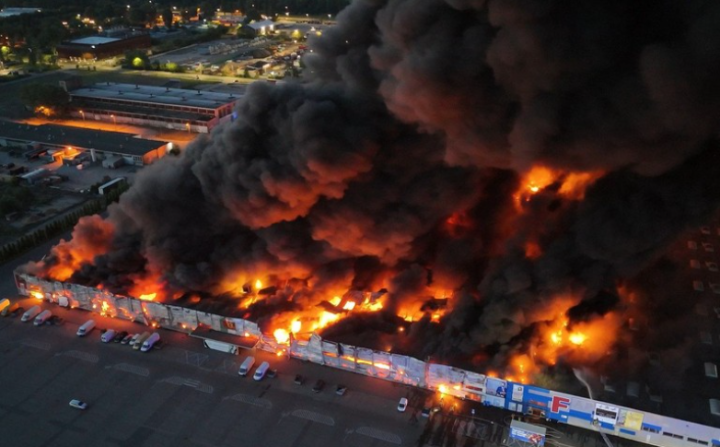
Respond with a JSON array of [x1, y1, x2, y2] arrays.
[[110, 114, 116, 128], [79, 110, 85, 121], [185, 122, 191, 133]]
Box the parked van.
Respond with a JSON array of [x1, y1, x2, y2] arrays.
[[0, 298, 10, 314], [1, 301, 18, 317], [33, 309, 52, 326], [101, 329, 116, 343], [133, 332, 151, 350], [253, 361, 270, 381], [77, 319, 96, 337], [140, 333, 160, 352], [21, 305, 41, 322], [238, 356, 255, 376]]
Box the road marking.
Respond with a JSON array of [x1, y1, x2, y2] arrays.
[[55, 350, 98, 363], [161, 376, 214, 394], [226, 393, 272, 410], [355, 427, 402, 445], [20, 339, 51, 350], [292, 409, 335, 426], [215, 359, 239, 375], [107, 363, 150, 377]]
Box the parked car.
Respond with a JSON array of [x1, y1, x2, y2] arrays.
[[121, 334, 134, 344], [398, 398, 408, 412], [113, 331, 128, 342], [336, 385, 348, 396], [312, 379, 325, 393], [10, 306, 23, 317], [153, 340, 165, 350], [294, 374, 304, 385], [267, 369, 277, 378], [46, 315, 63, 325], [69, 399, 88, 410]]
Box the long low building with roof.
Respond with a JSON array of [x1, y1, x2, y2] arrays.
[[64, 81, 240, 134], [56, 30, 151, 60], [0, 121, 170, 166]]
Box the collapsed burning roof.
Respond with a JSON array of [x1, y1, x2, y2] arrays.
[[21, 0, 720, 388]]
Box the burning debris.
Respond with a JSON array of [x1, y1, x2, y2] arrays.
[[21, 0, 720, 388]]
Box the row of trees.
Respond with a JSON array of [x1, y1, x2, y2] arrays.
[[0, 183, 128, 266]]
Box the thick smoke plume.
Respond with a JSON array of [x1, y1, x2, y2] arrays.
[[25, 0, 720, 387]]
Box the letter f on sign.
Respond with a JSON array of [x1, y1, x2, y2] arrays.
[[550, 396, 571, 413]]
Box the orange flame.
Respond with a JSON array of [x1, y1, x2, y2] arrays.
[[274, 328, 290, 344]]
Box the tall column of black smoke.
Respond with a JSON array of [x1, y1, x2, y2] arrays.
[[24, 0, 720, 385]]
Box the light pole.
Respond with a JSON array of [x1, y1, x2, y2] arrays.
[[79, 110, 85, 121], [110, 114, 116, 129], [185, 122, 191, 133]]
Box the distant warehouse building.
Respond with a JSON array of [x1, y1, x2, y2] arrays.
[[65, 82, 240, 134], [0, 121, 170, 167], [56, 29, 151, 60]]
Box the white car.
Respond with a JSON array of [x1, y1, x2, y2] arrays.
[[397, 397, 408, 412], [69, 399, 88, 410]]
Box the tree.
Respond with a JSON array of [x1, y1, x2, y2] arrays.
[[161, 8, 174, 28], [123, 50, 150, 69], [19, 84, 70, 117]]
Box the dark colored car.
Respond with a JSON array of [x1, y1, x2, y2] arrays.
[[113, 331, 128, 342], [267, 369, 277, 378], [294, 374, 304, 385], [46, 315, 63, 325], [153, 340, 165, 350], [312, 379, 325, 393], [335, 385, 347, 396], [121, 334, 134, 344], [10, 306, 23, 317]]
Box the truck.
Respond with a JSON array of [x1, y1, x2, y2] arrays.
[[140, 333, 160, 352], [133, 332, 151, 350], [202, 339, 238, 354], [21, 305, 41, 322]]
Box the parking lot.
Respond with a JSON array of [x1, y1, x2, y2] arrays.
[[0, 296, 425, 447]]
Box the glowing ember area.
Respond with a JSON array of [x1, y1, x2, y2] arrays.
[[342, 301, 356, 311], [290, 320, 301, 334], [255, 279, 262, 290], [138, 293, 157, 301], [569, 333, 587, 345], [274, 328, 290, 344], [525, 166, 556, 194], [30, 290, 43, 300]]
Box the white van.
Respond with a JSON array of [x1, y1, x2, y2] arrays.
[[133, 332, 151, 350], [33, 309, 52, 326], [238, 356, 255, 376], [21, 305, 41, 322], [140, 333, 160, 352], [253, 361, 270, 381], [77, 319, 96, 337], [101, 329, 116, 343]]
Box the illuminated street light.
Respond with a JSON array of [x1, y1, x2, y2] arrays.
[[185, 122, 191, 133], [110, 114, 116, 127], [79, 110, 85, 121]]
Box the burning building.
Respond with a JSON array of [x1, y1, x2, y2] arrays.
[[18, 0, 720, 413]]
